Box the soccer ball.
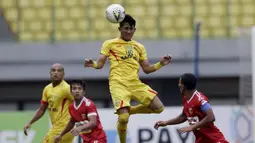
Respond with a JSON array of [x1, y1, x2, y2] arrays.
[[105, 4, 126, 23]]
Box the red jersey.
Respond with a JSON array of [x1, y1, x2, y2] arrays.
[[183, 90, 228, 143], [69, 97, 106, 143]]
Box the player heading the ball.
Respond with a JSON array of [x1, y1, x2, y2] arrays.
[[84, 13, 172, 143]]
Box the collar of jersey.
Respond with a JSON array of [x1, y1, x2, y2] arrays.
[[117, 37, 133, 42], [187, 90, 198, 103], [51, 80, 65, 88], [74, 97, 86, 110]]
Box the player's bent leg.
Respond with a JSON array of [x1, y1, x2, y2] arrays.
[[130, 86, 164, 115], [129, 96, 164, 115], [117, 107, 130, 143], [130, 81, 164, 115], [148, 96, 164, 113]]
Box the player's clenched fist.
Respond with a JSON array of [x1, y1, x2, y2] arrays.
[[70, 126, 83, 136], [154, 121, 166, 130], [84, 58, 94, 67], [160, 54, 172, 66], [178, 126, 194, 134]]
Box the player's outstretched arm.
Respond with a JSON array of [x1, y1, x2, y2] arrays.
[[23, 103, 47, 135], [140, 54, 171, 74], [84, 54, 107, 69], [70, 115, 97, 136], [179, 103, 215, 134], [190, 107, 215, 130], [55, 119, 75, 142], [154, 111, 187, 130]]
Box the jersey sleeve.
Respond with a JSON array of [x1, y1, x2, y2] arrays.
[[139, 45, 148, 61], [197, 95, 211, 113], [100, 41, 111, 57], [40, 87, 48, 105], [86, 101, 97, 117]]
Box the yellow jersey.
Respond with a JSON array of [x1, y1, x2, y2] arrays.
[[100, 38, 147, 81], [41, 80, 73, 130]]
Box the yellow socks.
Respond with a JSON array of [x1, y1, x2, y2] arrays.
[[117, 113, 129, 143], [129, 104, 164, 115], [116, 106, 164, 143], [129, 104, 154, 114]]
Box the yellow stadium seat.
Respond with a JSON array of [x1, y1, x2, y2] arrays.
[[37, 8, 51, 19], [69, 7, 84, 19], [175, 17, 190, 28], [161, 5, 177, 16], [242, 4, 254, 15], [241, 0, 254, 3], [134, 29, 145, 39], [229, 4, 240, 16], [147, 6, 158, 16], [20, 32, 33, 41], [162, 29, 178, 39], [210, 4, 225, 15], [1, 0, 15, 8], [124, 0, 143, 5], [4, 8, 17, 21], [21, 8, 36, 20], [160, 0, 175, 4], [55, 7, 68, 19], [242, 16, 254, 26], [177, 0, 191, 5], [36, 32, 48, 40], [180, 28, 192, 38], [160, 18, 173, 29], [212, 27, 226, 37], [125, 5, 146, 17], [64, 0, 77, 7]]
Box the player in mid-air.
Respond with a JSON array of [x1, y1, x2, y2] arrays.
[[54, 79, 107, 143], [84, 14, 171, 143], [154, 73, 229, 143], [23, 63, 74, 143]]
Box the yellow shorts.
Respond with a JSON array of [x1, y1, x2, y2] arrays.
[[109, 79, 157, 110], [42, 129, 74, 143]]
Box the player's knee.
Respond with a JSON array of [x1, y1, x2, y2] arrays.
[[154, 105, 164, 114], [118, 113, 129, 124]]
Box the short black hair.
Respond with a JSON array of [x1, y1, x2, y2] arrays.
[[119, 14, 136, 27], [70, 79, 87, 91], [180, 73, 197, 90]]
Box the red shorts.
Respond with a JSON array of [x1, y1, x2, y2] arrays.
[[85, 138, 107, 143]]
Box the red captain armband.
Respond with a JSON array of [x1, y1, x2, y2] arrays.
[[40, 100, 48, 105]]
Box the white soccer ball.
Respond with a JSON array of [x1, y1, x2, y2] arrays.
[[105, 4, 126, 23]]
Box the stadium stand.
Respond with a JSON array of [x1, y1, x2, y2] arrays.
[[0, 0, 254, 41]]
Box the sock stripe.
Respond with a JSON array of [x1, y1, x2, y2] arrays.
[[148, 89, 158, 95], [120, 100, 124, 108], [119, 129, 126, 133]]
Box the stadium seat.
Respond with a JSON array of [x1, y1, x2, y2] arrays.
[[0, 0, 255, 41]]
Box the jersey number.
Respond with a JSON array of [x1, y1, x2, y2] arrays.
[[75, 120, 92, 134], [187, 116, 199, 125]]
